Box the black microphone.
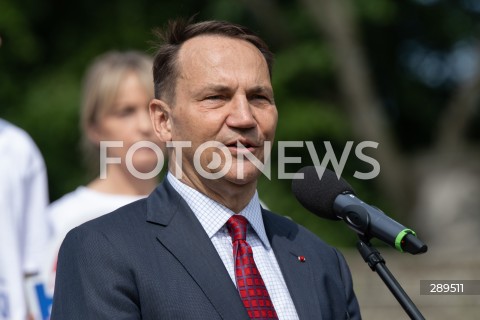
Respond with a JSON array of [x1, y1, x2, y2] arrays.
[[291, 166, 427, 255]]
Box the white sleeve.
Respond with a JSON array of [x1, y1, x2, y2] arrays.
[[21, 145, 50, 273], [0, 120, 50, 320]]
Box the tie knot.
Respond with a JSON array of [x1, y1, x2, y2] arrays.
[[226, 215, 248, 241]]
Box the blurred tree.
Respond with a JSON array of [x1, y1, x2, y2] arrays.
[[294, 0, 480, 251]]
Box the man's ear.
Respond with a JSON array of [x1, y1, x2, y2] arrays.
[[149, 98, 172, 142]]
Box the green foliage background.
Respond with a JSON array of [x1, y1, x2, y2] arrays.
[[2, 0, 479, 248]]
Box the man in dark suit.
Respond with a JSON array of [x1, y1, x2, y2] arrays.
[[51, 19, 361, 319]]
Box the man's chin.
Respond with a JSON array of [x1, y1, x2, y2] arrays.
[[221, 168, 260, 186]]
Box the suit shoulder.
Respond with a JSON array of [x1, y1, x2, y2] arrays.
[[60, 198, 150, 262], [76, 197, 148, 233]]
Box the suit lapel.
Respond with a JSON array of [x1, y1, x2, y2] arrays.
[[146, 181, 248, 320], [263, 211, 324, 320]]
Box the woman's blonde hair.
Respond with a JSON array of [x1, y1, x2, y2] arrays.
[[80, 51, 154, 173]]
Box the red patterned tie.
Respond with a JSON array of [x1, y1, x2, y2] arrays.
[[226, 215, 278, 319]]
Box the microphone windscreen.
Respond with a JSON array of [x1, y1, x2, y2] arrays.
[[291, 166, 355, 220]]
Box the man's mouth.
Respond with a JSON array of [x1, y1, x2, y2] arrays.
[[225, 140, 258, 154]]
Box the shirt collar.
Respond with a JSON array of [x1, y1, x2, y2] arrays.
[[167, 172, 271, 249]]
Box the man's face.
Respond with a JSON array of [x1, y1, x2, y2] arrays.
[[167, 35, 277, 186]]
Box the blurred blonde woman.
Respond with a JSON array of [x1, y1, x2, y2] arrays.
[[27, 51, 164, 319]]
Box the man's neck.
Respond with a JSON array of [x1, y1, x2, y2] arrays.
[[169, 170, 257, 213]]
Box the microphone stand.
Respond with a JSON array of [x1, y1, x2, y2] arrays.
[[356, 236, 425, 320]]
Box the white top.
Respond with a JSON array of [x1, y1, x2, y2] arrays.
[[28, 186, 144, 319], [0, 119, 50, 320], [48, 186, 144, 240], [167, 173, 299, 320]]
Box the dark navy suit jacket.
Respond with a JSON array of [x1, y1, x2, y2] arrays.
[[51, 179, 361, 319]]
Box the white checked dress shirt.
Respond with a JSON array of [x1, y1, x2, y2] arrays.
[[167, 173, 299, 320]]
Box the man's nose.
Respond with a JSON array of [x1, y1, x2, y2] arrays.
[[226, 95, 256, 129]]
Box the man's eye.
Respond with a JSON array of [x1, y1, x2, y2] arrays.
[[251, 95, 271, 103], [205, 95, 224, 100]]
